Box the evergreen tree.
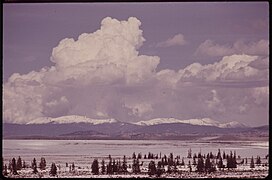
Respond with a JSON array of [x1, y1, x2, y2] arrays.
[[39, 157, 46, 170], [192, 157, 197, 166], [226, 151, 237, 168], [112, 159, 117, 173], [205, 155, 216, 173], [11, 158, 18, 175], [3, 164, 8, 176], [137, 153, 142, 159], [205, 155, 212, 172], [107, 158, 113, 174], [223, 151, 226, 159], [188, 160, 192, 172], [16, 156, 22, 170], [187, 148, 192, 158], [256, 156, 261, 166], [72, 162, 75, 171], [156, 161, 163, 177], [91, 159, 99, 175], [122, 155, 128, 173], [169, 153, 174, 165], [245, 158, 247, 164], [217, 149, 221, 159], [250, 156, 255, 168], [101, 159, 106, 174], [193, 153, 197, 159], [209, 152, 214, 159], [167, 164, 172, 174], [49, 163, 57, 176], [132, 158, 140, 174], [176, 158, 180, 166], [217, 156, 223, 169], [181, 157, 185, 166], [196, 156, 205, 173], [144, 154, 147, 159], [132, 152, 136, 159], [148, 152, 151, 159], [148, 160, 156, 176], [32, 158, 38, 174]]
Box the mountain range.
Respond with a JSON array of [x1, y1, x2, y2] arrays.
[[3, 115, 268, 140]]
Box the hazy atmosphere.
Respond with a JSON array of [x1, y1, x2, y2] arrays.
[[3, 2, 269, 126]]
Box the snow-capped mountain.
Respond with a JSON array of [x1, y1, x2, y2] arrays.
[[26, 115, 117, 125], [134, 118, 247, 128], [26, 115, 246, 128]]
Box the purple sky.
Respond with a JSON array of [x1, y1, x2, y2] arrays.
[[3, 2, 269, 126]]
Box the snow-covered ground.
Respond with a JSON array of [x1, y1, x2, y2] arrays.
[[3, 158, 269, 178], [3, 139, 268, 178]]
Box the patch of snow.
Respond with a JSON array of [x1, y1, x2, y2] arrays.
[[26, 115, 117, 125], [134, 118, 247, 128]]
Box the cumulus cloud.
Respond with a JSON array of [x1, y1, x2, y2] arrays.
[[3, 17, 269, 126], [156, 33, 186, 47], [195, 39, 269, 57], [177, 54, 268, 83]]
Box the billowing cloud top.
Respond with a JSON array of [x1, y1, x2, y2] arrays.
[[3, 17, 269, 126]]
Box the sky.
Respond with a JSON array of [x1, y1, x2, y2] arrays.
[[3, 2, 269, 126]]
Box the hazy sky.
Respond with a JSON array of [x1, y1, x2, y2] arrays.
[[3, 2, 269, 126]]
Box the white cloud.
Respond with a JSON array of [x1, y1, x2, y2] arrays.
[[156, 33, 186, 47], [3, 17, 269, 126], [195, 40, 234, 57], [195, 39, 269, 57], [177, 54, 266, 83]]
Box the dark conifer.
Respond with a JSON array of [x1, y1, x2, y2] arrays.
[[256, 156, 261, 166], [196, 156, 204, 173], [192, 157, 197, 166], [217, 149, 221, 159], [188, 160, 192, 172], [217, 156, 223, 169], [187, 148, 192, 158], [32, 158, 38, 174], [132, 152, 136, 159], [72, 162, 75, 171], [148, 160, 156, 176], [91, 159, 99, 175], [39, 157, 46, 170], [181, 157, 185, 166], [156, 161, 163, 177], [16, 156, 22, 170], [101, 159, 106, 174], [122, 155, 128, 173], [132, 158, 140, 174], [3, 164, 8, 176], [11, 158, 18, 175], [250, 156, 255, 168], [49, 163, 57, 176]]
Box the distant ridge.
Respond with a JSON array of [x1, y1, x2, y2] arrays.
[[24, 115, 247, 128], [26, 115, 117, 125], [134, 117, 247, 128]]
